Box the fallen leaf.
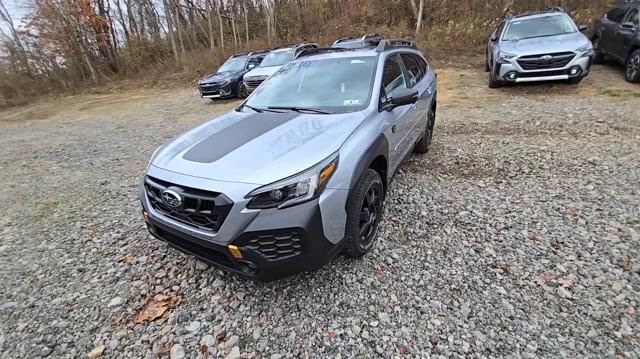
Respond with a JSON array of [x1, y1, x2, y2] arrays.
[[133, 291, 181, 324], [628, 307, 636, 316], [215, 330, 226, 343], [113, 313, 126, 324], [327, 331, 337, 339], [534, 274, 559, 286], [496, 263, 512, 272], [566, 207, 581, 215], [200, 344, 208, 353], [557, 277, 573, 288], [551, 242, 562, 251], [87, 345, 105, 358], [398, 345, 409, 354], [375, 265, 385, 277], [116, 254, 136, 263]]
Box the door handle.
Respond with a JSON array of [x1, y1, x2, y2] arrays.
[[391, 125, 397, 133]]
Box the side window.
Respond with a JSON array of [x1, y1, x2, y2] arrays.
[[607, 7, 628, 23], [400, 53, 421, 87], [381, 55, 407, 99], [496, 21, 506, 38], [415, 55, 429, 78], [247, 58, 260, 69], [622, 9, 639, 25]]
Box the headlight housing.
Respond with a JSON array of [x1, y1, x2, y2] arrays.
[[498, 51, 517, 62], [246, 154, 339, 209], [577, 43, 594, 57], [218, 77, 232, 86]]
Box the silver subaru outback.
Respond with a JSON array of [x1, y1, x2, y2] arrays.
[[486, 8, 594, 88], [140, 40, 437, 281]]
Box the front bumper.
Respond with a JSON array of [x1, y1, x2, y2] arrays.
[[199, 82, 234, 99], [496, 54, 592, 83], [243, 78, 266, 94], [140, 183, 344, 282]]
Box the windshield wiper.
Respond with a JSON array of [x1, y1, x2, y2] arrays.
[[238, 104, 284, 113], [267, 106, 332, 114]]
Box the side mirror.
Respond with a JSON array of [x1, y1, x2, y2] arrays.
[[490, 32, 498, 42], [382, 88, 418, 111], [247, 63, 256, 69], [621, 22, 636, 31], [578, 24, 589, 33]]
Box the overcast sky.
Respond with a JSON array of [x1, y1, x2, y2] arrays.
[[4, 0, 30, 26]]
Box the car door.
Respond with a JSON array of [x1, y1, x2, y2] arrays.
[[616, 8, 640, 61], [399, 53, 434, 146], [600, 7, 628, 60], [379, 54, 416, 174]]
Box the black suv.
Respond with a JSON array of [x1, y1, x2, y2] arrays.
[[199, 50, 269, 100], [331, 33, 384, 49], [592, 0, 640, 82]]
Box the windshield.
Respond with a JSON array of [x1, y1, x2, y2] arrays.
[[502, 15, 576, 41], [245, 57, 377, 113], [259, 50, 294, 67], [217, 57, 247, 73]]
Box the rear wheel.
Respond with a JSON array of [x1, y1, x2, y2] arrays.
[[625, 50, 640, 83], [592, 37, 605, 64], [344, 169, 384, 258], [414, 102, 436, 154]]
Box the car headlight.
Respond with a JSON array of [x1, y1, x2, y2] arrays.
[[246, 154, 339, 209], [576, 44, 592, 52], [219, 78, 232, 86], [498, 51, 517, 62]]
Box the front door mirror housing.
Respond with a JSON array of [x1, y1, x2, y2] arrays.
[[578, 24, 589, 33], [490, 32, 498, 42], [381, 88, 419, 111]]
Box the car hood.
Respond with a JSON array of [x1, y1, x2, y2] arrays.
[[500, 32, 590, 56], [244, 65, 282, 78], [151, 110, 366, 185], [200, 71, 236, 84]]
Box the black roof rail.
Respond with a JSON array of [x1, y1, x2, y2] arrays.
[[512, 7, 566, 19], [272, 42, 316, 50], [375, 39, 417, 52], [247, 49, 270, 57], [296, 47, 355, 58], [333, 33, 384, 45], [228, 52, 250, 58]]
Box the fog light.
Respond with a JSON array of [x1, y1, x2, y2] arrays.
[[506, 72, 518, 80], [228, 245, 243, 259], [143, 211, 149, 222], [569, 67, 581, 76]]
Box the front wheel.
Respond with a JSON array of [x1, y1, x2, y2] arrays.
[[237, 81, 249, 98], [488, 70, 502, 88], [625, 50, 640, 83], [344, 169, 384, 258]]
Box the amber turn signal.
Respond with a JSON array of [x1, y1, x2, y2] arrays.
[[228, 245, 243, 259]]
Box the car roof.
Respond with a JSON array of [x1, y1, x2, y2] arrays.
[[508, 12, 566, 22], [290, 46, 422, 63]]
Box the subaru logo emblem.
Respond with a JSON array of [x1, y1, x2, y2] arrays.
[[161, 189, 182, 208], [540, 55, 553, 62]]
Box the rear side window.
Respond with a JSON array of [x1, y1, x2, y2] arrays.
[[622, 8, 639, 25], [607, 7, 628, 23], [400, 53, 422, 87], [415, 55, 429, 78]]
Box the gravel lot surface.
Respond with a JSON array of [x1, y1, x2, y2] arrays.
[[1, 63, 639, 358]]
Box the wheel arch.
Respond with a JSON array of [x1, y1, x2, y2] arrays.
[[349, 134, 389, 193]]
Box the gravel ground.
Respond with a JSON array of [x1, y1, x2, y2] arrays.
[[0, 63, 639, 358]]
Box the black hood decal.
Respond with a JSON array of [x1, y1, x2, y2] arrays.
[[182, 112, 299, 163]]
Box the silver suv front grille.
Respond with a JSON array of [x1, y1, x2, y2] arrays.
[[517, 52, 575, 70]]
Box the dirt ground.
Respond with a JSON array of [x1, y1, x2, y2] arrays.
[[1, 61, 639, 358]]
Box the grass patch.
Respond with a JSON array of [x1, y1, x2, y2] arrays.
[[602, 89, 640, 98]]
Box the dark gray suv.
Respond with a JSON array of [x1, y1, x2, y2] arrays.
[[592, 0, 640, 82]]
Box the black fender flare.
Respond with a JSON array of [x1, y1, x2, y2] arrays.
[[348, 134, 389, 192]]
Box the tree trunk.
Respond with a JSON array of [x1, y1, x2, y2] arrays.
[[206, 0, 215, 51], [243, 3, 249, 44], [162, 0, 180, 63], [231, 11, 238, 48], [415, 0, 424, 35], [174, 3, 186, 55], [217, 2, 225, 50]]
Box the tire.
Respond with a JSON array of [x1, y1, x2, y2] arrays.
[[592, 37, 605, 65], [414, 102, 436, 154], [488, 69, 502, 88], [567, 76, 583, 85], [344, 169, 384, 258], [625, 50, 640, 83], [237, 81, 248, 98], [485, 51, 490, 72]]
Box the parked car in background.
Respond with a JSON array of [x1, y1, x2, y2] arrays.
[[141, 39, 437, 281], [199, 50, 269, 99], [331, 33, 384, 48], [592, 0, 640, 83], [486, 7, 593, 88], [243, 43, 318, 94]]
